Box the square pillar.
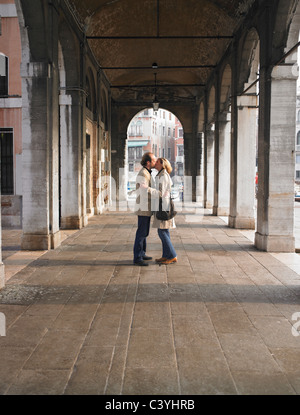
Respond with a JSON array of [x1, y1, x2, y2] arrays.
[[229, 94, 257, 229], [0, 206, 5, 289], [214, 112, 231, 215], [205, 128, 215, 209], [59, 93, 84, 229], [21, 62, 60, 250], [255, 65, 296, 252]]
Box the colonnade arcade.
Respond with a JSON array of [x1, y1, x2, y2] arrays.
[[0, 0, 299, 288]]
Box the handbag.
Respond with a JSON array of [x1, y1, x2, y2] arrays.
[[156, 190, 177, 221]]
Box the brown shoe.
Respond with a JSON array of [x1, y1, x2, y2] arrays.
[[155, 257, 167, 263], [161, 257, 177, 265]]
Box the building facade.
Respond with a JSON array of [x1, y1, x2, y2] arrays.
[[0, 0, 22, 228]]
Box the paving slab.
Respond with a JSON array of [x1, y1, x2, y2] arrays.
[[0, 208, 300, 395]]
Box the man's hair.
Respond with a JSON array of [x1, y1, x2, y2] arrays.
[[141, 152, 153, 167]]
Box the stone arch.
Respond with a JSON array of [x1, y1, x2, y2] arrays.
[[86, 67, 97, 114], [283, 0, 300, 65], [238, 27, 260, 94], [101, 88, 109, 131], [198, 102, 205, 133], [272, 0, 299, 63], [58, 19, 80, 88], [217, 63, 232, 217], [220, 64, 232, 113], [207, 86, 215, 124]]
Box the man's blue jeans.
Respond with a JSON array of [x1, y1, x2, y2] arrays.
[[133, 216, 151, 263], [158, 229, 177, 259]]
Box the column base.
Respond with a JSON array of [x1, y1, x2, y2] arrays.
[[228, 215, 255, 229], [21, 231, 62, 251], [60, 216, 83, 230], [21, 234, 51, 251], [0, 263, 5, 289], [51, 231, 61, 249], [205, 201, 213, 209], [255, 232, 295, 252], [86, 207, 95, 216], [213, 206, 229, 216]]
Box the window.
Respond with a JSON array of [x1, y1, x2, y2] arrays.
[[178, 128, 183, 138], [297, 131, 300, 146], [168, 148, 171, 159], [129, 163, 134, 172], [130, 123, 135, 136], [178, 145, 184, 156], [136, 147, 143, 158], [0, 54, 8, 96], [296, 155, 300, 164], [178, 163, 183, 176], [298, 110, 300, 122], [144, 109, 149, 116], [296, 171, 300, 179], [168, 127, 171, 137], [136, 121, 142, 136], [162, 126, 165, 136], [0, 128, 14, 194], [128, 147, 135, 160]]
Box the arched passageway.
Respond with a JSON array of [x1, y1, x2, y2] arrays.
[[126, 108, 185, 203]]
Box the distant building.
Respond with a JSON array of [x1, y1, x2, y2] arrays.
[[127, 108, 184, 187]]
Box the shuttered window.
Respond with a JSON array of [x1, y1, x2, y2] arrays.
[[0, 54, 8, 96], [0, 128, 14, 195]]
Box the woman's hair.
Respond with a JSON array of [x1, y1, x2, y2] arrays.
[[141, 152, 154, 167], [159, 157, 172, 174]]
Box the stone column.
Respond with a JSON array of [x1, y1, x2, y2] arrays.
[[59, 92, 84, 229], [205, 127, 215, 208], [229, 94, 257, 229], [110, 104, 127, 207], [183, 105, 199, 202], [0, 205, 5, 289], [196, 132, 204, 204], [21, 62, 61, 250], [184, 132, 196, 202], [216, 112, 231, 215], [213, 111, 220, 215], [255, 65, 296, 252]]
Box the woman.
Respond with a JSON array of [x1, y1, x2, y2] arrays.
[[153, 158, 177, 265]]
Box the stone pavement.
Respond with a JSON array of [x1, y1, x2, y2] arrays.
[[0, 208, 300, 395]]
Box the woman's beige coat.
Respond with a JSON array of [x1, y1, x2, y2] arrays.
[[152, 169, 176, 230]]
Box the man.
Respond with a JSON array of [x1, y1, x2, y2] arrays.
[[133, 152, 156, 266]]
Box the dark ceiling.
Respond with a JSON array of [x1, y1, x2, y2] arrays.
[[68, 0, 255, 104]]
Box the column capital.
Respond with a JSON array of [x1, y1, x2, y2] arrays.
[[237, 94, 258, 108], [271, 64, 298, 81], [20, 62, 49, 78], [218, 111, 231, 123]]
